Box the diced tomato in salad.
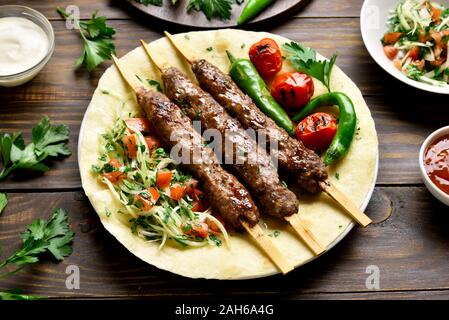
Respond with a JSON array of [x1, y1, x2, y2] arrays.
[[103, 171, 125, 184], [123, 134, 137, 159], [383, 32, 403, 45], [148, 187, 160, 204], [103, 159, 125, 183], [383, 46, 398, 60], [144, 136, 161, 150], [169, 184, 187, 201], [408, 46, 420, 61], [181, 222, 209, 239], [381, 0, 449, 87], [156, 170, 172, 189]]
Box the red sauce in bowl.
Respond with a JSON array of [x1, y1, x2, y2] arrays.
[[424, 134, 449, 195]]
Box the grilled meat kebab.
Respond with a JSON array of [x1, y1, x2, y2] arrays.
[[191, 59, 328, 193], [161, 67, 299, 219], [136, 88, 259, 229]]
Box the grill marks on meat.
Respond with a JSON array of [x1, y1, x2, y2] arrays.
[[136, 88, 259, 228], [191, 59, 328, 193], [161, 67, 299, 219]]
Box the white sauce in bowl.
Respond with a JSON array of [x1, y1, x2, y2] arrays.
[[0, 17, 49, 76]]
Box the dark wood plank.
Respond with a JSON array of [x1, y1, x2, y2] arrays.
[[0, 18, 415, 102], [283, 290, 449, 300], [10, 0, 360, 20], [0, 187, 448, 298]]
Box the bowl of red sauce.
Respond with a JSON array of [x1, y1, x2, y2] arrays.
[[420, 126, 449, 206]]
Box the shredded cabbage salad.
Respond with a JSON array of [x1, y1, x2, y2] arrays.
[[383, 0, 449, 86], [92, 117, 229, 249]]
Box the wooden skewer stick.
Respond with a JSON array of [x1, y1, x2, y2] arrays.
[[140, 40, 166, 73], [164, 31, 195, 65], [242, 222, 294, 274], [111, 55, 141, 92], [284, 214, 324, 255], [165, 31, 372, 229], [164, 31, 325, 255], [320, 181, 372, 227], [113, 52, 294, 274]]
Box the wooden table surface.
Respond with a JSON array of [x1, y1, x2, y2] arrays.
[[1, 0, 448, 300]]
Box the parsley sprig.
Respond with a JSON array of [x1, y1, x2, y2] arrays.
[[187, 0, 235, 20], [0, 207, 75, 300], [57, 8, 116, 71], [0, 193, 7, 216], [0, 117, 71, 181], [0, 208, 75, 278], [283, 42, 338, 92]]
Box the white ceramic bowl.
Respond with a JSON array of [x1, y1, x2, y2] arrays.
[[0, 5, 55, 87], [419, 126, 449, 206], [360, 0, 449, 94]]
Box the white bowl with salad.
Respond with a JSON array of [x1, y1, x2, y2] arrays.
[[361, 0, 449, 94]]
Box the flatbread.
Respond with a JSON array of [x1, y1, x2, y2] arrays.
[[78, 30, 378, 279]]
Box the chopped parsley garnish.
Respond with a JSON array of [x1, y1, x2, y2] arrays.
[[147, 79, 162, 92], [268, 230, 281, 237]]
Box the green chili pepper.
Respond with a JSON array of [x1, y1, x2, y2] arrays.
[[227, 51, 296, 135], [292, 92, 357, 166], [237, 0, 274, 25]]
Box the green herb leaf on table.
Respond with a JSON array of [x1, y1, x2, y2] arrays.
[[0, 193, 7, 216], [0, 208, 75, 277], [0, 117, 71, 181], [0, 290, 46, 300], [56, 8, 116, 71], [283, 41, 337, 92], [187, 0, 235, 20]]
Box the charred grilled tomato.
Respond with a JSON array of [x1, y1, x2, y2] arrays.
[[295, 112, 337, 151], [249, 38, 283, 78], [271, 72, 314, 110]]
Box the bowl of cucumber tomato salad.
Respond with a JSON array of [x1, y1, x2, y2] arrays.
[[361, 0, 449, 94]]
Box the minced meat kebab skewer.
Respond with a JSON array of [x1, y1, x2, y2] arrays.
[[140, 41, 325, 255], [163, 32, 372, 228], [111, 55, 294, 274]]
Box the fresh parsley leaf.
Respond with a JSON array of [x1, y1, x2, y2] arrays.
[[0, 117, 71, 181], [0, 290, 46, 300], [187, 0, 234, 21], [283, 41, 337, 92], [0, 193, 7, 216], [0, 208, 75, 276], [57, 8, 116, 71]]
